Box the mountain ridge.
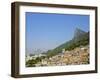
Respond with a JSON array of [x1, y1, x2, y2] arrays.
[[46, 27, 89, 57]]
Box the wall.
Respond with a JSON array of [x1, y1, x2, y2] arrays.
[[0, 0, 99, 80]]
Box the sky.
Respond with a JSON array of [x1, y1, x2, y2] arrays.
[[25, 12, 89, 54]]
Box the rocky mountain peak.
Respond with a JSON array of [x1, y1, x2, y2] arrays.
[[73, 27, 86, 40]]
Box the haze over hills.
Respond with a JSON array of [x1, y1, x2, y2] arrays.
[[46, 27, 89, 57], [26, 27, 90, 67]]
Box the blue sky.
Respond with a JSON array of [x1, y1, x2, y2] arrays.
[[26, 12, 89, 54]]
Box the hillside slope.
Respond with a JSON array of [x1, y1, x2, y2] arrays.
[[46, 28, 89, 57]]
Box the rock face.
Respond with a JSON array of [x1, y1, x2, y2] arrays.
[[26, 27, 90, 67], [73, 28, 86, 40], [46, 27, 89, 57]]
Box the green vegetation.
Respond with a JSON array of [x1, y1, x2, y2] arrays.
[[26, 56, 46, 67], [46, 32, 89, 57], [26, 28, 89, 67], [26, 59, 36, 67]]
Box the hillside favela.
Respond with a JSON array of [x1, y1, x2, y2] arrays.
[[26, 28, 89, 67]]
